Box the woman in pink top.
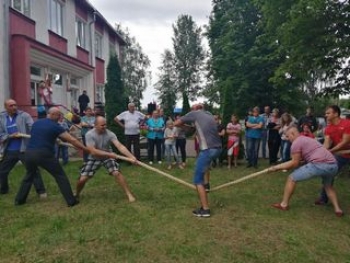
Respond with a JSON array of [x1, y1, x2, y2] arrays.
[[226, 114, 241, 168], [269, 126, 343, 217]]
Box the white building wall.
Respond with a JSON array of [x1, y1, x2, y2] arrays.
[[65, 0, 77, 58], [0, 1, 10, 107], [31, 0, 49, 45]]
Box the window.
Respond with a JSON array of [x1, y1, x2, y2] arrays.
[[11, 0, 30, 16], [76, 19, 86, 48], [96, 85, 105, 103], [95, 33, 102, 58], [69, 78, 80, 108], [30, 81, 43, 106], [30, 66, 41, 76], [49, 0, 63, 36], [109, 42, 116, 56]]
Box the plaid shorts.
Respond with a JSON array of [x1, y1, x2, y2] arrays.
[[80, 158, 120, 177]]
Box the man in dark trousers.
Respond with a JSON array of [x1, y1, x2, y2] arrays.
[[15, 107, 90, 207], [0, 99, 46, 196], [78, 90, 90, 116]]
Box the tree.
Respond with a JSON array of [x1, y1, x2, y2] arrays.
[[172, 15, 205, 113], [105, 54, 126, 144], [207, 0, 305, 118], [256, 0, 350, 97], [115, 25, 151, 108], [154, 49, 177, 117]]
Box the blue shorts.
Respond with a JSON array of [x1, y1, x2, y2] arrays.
[[193, 148, 222, 185], [80, 158, 120, 177], [290, 162, 338, 185]]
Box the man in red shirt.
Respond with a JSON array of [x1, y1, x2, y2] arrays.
[[315, 105, 350, 205]]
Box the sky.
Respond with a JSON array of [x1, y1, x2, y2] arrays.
[[88, 0, 213, 107]]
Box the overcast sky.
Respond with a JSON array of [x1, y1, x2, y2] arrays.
[[88, 0, 213, 106]]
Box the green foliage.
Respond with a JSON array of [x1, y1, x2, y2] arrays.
[[2, 161, 350, 262], [155, 49, 177, 116], [115, 25, 151, 108], [105, 55, 126, 144], [173, 15, 205, 110], [257, 0, 350, 96], [207, 0, 350, 115]]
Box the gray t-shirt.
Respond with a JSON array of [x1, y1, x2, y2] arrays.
[[180, 110, 222, 150], [164, 127, 177, 145], [85, 129, 117, 160], [117, 111, 145, 135]]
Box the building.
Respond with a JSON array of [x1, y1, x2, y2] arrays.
[[1, 0, 126, 117]]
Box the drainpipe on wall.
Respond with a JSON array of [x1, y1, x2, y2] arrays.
[[3, 1, 10, 103], [89, 10, 96, 107]]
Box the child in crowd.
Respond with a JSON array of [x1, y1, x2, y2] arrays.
[[164, 120, 184, 170], [226, 114, 241, 168], [55, 113, 70, 165], [300, 123, 315, 138]]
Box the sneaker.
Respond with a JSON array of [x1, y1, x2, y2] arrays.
[[149, 161, 153, 165], [282, 169, 288, 172], [192, 207, 211, 217], [204, 183, 210, 192], [39, 193, 48, 199], [314, 199, 328, 206], [68, 200, 79, 207]]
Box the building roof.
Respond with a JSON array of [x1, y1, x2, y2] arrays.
[[82, 0, 127, 46]]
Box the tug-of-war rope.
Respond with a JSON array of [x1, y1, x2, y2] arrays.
[[18, 133, 348, 192]]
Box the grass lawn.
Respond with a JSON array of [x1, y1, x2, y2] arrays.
[[1, 158, 350, 263]]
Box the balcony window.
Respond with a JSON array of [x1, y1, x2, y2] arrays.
[[49, 0, 63, 36], [11, 0, 30, 16], [76, 19, 86, 48], [95, 33, 102, 58]]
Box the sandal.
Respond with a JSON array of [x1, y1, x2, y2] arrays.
[[271, 203, 289, 211]]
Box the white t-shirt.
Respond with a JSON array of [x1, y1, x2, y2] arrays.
[[117, 111, 145, 135]]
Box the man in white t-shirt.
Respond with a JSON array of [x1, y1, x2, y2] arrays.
[[114, 103, 145, 160]]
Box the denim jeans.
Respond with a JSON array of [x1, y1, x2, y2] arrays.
[[55, 145, 69, 165], [260, 130, 268, 158], [246, 137, 261, 166], [194, 148, 221, 184], [281, 140, 291, 162], [165, 144, 179, 165]]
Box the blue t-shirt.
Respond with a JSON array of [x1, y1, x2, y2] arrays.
[[246, 115, 264, 139], [27, 118, 65, 153], [6, 114, 21, 151]]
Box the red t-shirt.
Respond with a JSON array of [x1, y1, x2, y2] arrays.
[[324, 119, 350, 157]]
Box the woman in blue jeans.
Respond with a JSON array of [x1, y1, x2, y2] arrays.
[[146, 110, 165, 164], [279, 113, 294, 163], [245, 107, 264, 168]]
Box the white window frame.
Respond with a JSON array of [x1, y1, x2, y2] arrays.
[[96, 85, 105, 104], [76, 18, 86, 48], [69, 78, 80, 109], [49, 0, 64, 36], [11, 0, 30, 16], [95, 33, 103, 58]]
